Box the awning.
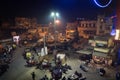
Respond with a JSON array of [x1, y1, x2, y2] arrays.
[[94, 48, 109, 53], [93, 51, 107, 57], [95, 40, 107, 44], [76, 50, 92, 55]]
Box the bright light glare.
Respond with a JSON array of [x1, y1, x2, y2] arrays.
[[110, 29, 116, 36], [51, 12, 59, 17], [55, 20, 60, 24], [51, 12, 55, 16], [115, 29, 120, 40], [56, 13, 59, 17]]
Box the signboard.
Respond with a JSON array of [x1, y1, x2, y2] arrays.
[[115, 29, 120, 40], [13, 36, 20, 45]]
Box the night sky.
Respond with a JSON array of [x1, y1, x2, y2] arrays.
[[0, 0, 116, 23]]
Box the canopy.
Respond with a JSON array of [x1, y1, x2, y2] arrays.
[[93, 51, 107, 57], [76, 50, 92, 55]]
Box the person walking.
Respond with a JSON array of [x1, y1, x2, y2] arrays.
[[31, 72, 36, 80], [116, 72, 120, 80], [43, 75, 49, 80], [62, 76, 66, 80], [99, 68, 106, 76]]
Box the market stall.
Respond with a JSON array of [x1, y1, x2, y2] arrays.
[[56, 53, 66, 65]]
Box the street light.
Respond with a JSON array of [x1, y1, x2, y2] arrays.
[[51, 12, 59, 17], [51, 12, 59, 50], [55, 20, 60, 24]]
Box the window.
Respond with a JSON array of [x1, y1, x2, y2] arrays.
[[86, 24, 88, 28], [100, 26, 102, 29], [89, 24, 91, 27], [93, 24, 96, 28]]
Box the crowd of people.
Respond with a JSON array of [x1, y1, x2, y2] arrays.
[[31, 70, 87, 80], [0, 43, 16, 75], [28, 54, 87, 80]]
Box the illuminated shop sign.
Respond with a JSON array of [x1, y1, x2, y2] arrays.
[[115, 29, 120, 40]]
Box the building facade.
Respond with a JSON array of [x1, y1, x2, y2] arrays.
[[66, 22, 77, 39], [91, 36, 114, 65], [15, 17, 37, 29], [78, 20, 96, 38], [96, 15, 112, 36], [66, 15, 113, 39]]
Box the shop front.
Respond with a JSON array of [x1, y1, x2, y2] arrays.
[[56, 53, 66, 65], [92, 51, 112, 66], [93, 51, 107, 64], [76, 50, 92, 61]]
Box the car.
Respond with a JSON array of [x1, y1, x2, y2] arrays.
[[80, 65, 88, 72]]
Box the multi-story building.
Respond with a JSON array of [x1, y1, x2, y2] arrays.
[[67, 15, 113, 39], [115, 1, 120, 41], [0, 30, 2, 39], [1, 22, 11, 28], [78, 20, 96, 38], [96, 15, 112, 36], [92, 36, 114, 65], [15, 17, 37, 29], [37, 24, 49, 38], [66, 22, 77, 39], [113, 1, 120, 64]]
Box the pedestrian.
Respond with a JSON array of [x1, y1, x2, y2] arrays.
[[116, 72, 120, 80], [3, 52, 7, 58], [99, 68, 106, 76], [31, 72, 36, 80], [43, 75, 49, 80], [62, 76, 66, 80], [67, 77, 72, 80]]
